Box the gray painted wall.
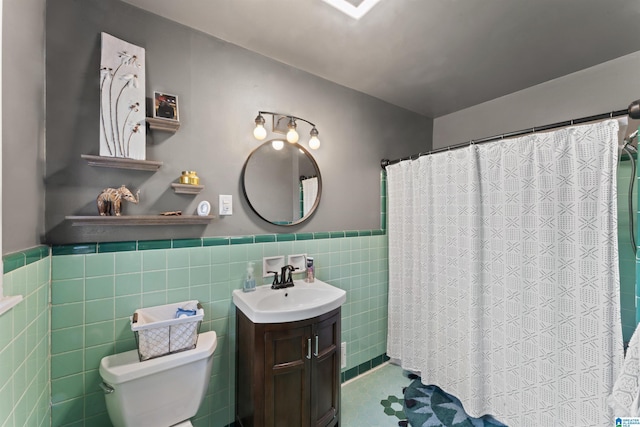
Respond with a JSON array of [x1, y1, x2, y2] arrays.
[[45, 0, 433, 245], [3, 0, 46, 254], [433, 50, 640, 149]]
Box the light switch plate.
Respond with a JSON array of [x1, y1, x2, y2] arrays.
[[219, 195, 232, 215]]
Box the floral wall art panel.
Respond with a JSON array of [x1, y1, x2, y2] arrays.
[[100, 32, 146, 160]]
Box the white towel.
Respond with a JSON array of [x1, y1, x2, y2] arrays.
[[609, 323, 640, 417], [302, 177, 318, 216]]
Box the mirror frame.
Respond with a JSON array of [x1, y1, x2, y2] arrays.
[[241, 140, 322, 226]]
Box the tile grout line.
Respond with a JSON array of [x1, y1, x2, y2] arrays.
[[341, 361, 390, 386]]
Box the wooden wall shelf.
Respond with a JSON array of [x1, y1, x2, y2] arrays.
[[65, 215, 214, 226], [171, 183, 204, 194], [81, 154, 163, 171], [146, 117, 180, 132]]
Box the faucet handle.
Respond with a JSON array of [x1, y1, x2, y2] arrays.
[[267, 271, 280, 286], [290, 267, 300, 283]]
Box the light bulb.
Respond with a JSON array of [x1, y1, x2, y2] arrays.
[[253, 124, 267, 140], [308, 127, 320, 149], [309, 135, 321, 150], [253, 114, 267, 140], [286, 118, 299, 143], [272, 140, 284, 150], [286, 129, 299, 143]]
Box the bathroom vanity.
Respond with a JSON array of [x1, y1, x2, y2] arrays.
[[233, 279, 346, 427]]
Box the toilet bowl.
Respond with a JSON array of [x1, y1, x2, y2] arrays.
[[99, 331, 217, 427]]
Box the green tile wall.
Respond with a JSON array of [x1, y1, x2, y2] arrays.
[[49, 233, 389, 427], [635, 132, 640, 330], [618, 156, 637, 342], [0, 253, 51, 427], [3, 172, 389, 426]]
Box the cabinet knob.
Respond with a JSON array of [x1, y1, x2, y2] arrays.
[[307, 338, 312, 360]]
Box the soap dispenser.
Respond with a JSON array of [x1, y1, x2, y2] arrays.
[[305, 257, 314, 283], [243, 262, 256, 292]]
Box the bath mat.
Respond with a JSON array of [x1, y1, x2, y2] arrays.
[[401, 377, 507, 427]]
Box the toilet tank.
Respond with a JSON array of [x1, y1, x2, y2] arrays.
[[99, 331, 217, 427]]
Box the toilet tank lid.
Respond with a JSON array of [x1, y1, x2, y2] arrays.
[[99, 331, 217, 385]]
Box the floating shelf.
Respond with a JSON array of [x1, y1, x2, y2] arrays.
[[65, 215, 214, 226], [146, 117, 180, 132], [81, 154, 163, 171], [171, 183, 204, 194]]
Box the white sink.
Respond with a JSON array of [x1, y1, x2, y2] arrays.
[[232, 279, 346, 323]]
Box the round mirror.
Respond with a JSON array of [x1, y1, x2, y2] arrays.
[[242, 140, 322, 225]]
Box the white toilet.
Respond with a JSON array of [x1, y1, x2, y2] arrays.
[[99, 331, 217, 427]]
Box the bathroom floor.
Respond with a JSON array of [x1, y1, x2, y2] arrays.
[[341, 363, 509, 427], [341, 363, 411, 427]]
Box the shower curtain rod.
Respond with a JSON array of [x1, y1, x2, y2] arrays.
[[381, 99, 640, 169]]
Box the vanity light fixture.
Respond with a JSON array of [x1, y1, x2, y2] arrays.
[[252, 111, 321, 149]]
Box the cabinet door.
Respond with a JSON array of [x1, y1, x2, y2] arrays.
[[264, 324, 312, 427], [311, 312, 341, 427]]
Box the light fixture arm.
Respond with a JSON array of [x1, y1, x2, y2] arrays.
[[257, 111, 317, 128]]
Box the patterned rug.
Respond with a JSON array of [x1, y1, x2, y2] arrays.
[[401, 377, 507, 427]]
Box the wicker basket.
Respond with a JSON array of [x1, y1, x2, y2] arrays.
[[130, 300, 204, 361]]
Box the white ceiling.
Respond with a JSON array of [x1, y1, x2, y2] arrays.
[[122, 0, 640, 118]]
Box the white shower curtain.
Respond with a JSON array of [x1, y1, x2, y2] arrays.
[[387, 120, 624, 426]]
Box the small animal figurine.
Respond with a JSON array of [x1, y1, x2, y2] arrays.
[[96, 185, 140, 216]]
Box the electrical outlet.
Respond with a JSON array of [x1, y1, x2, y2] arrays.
[[341, 342, 347, 368]]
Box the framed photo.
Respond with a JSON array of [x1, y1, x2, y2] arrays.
[[153, 91, 179, 121]]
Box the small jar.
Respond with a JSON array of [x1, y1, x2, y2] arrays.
[[187, 171, 200, 185], [179, 171, 200, 185]]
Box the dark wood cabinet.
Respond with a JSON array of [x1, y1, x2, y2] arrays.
[[236, 307, 341, 427]]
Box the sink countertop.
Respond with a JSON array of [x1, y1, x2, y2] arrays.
[[232, 278, 346, 323]]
